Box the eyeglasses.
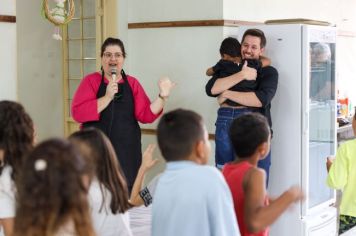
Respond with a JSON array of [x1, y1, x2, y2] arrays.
[[103, 52, 123, 59]]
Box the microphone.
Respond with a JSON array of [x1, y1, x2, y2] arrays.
[[111, 68, 117, 82], [111, 68, 121, 100]]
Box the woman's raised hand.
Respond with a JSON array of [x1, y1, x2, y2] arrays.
[[158, 77, 176, 98]]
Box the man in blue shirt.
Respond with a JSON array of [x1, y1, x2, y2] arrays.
[[152, 109, 240, 236]]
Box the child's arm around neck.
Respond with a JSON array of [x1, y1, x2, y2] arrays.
[[260, 56, 271, 67], [206, 67, 215, 76]]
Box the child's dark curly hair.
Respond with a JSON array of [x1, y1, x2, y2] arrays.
[[14, 138, 96, 236], [0, 101, 34, 180]]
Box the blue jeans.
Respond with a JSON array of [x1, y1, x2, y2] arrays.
[[258, 150, 271, 187], [215, 107, 271, 186]]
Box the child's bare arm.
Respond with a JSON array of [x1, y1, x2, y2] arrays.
[[260, 56, 271, 67], [234, 56, 242, 64], [206, 67, 214, 76], [129, 144, 158, 206], [326, 156, 334, 172], [0, 218, 14, 236], [267, 196, 276, 204], [244, 168, 303, 233]]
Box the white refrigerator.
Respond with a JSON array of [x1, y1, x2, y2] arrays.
[[238, 24, 337, 236]]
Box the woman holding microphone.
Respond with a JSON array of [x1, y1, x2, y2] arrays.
[[71, 37, 175, 191]]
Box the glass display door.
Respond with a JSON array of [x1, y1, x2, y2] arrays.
[[307, 30, 336, 210]]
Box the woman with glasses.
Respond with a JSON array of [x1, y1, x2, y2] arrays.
[[71, 37, 175, 192]]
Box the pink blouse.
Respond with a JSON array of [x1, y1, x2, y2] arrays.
[[71, 72, 162, 124]]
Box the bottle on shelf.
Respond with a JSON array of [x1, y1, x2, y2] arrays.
[[338, 90, 349, 118]]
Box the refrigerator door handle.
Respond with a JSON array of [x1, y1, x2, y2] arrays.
[[303, 111, 309, 135]]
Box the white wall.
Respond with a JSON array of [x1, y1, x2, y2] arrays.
[[17, 0, 64, 140], [127, 26, 224, 133], [337, 36, 356, 111], [126, 0, 356, 32], [224, 0, 339, 23], [0, 0, 17, 100], [128, 0, 222, 22], [0, 0, 16, 15], [223, 0, 356, 30], [118, 0, 128, 46], [127, 26, 225, 178]]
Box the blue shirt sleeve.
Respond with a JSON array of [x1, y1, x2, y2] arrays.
[[207, 168, 241, 236]]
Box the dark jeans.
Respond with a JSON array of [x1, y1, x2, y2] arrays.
[[215, 107, 271, 186], [258, 150, 271, 187]]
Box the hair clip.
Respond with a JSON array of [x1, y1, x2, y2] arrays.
[[34, 159, 47, 171]]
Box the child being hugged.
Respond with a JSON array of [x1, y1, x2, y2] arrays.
[[205, 37, 270, 107], [223, 113, 303, 236]]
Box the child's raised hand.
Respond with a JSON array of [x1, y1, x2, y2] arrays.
[[141, 144, 159, 171], [286, 186, 304, 203]]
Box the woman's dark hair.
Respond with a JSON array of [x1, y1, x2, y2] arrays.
[[69, 128, 130, 214], [0, 101, 34, 180], [100, 37, 126, 58], [157, 109, 204, 162], [220, 37, 241, 57], [229, 112, 270, 158], [14, 138, 95, 236]]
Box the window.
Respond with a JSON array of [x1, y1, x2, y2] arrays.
[[63, 0, 103, 135]]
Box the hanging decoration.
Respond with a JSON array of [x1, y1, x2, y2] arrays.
[[42, 0, 75, 40]]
